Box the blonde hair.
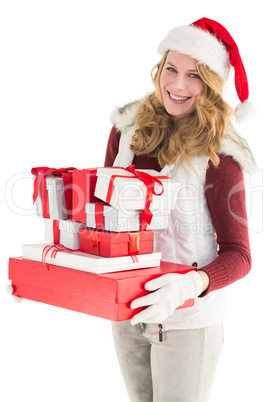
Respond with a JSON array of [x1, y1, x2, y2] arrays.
[[130, 51, 233, 168]]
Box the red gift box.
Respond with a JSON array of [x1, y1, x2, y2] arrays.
[[72, 169, 102, 223], [8, 257, 196, 321], [79, 228, 154, 257]]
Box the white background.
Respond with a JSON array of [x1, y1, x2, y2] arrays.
[[1, 1, 267, 401]]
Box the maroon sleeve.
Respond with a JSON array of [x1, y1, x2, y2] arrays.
[[200, 155, 252, 295], [104, 126, 121, 167]]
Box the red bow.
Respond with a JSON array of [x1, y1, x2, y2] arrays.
[[31, 166, 76, 219], [106, 165, 167, 230]]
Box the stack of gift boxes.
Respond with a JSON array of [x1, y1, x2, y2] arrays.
[[8, 166, 196, 321]]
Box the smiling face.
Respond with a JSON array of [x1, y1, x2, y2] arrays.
[[159, 51, 204, 119]]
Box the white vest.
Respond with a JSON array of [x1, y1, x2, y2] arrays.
[[111, 100, 256, 330]]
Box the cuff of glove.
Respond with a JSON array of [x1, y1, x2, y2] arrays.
[[186, 270, 204, 298]]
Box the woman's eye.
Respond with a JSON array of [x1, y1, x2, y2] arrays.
[[167, 67, 177, 73], [190, 73, 201, 79]]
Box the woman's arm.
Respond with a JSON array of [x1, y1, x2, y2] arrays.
[[104, 126, 120, 167], [199, 154, 252, 295]]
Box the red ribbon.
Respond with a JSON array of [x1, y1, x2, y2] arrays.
[[42, 243, 73, 271], [94, 204, 105, 230], [129, 232, 139, 255], [42, 244, 55, 270], [53, 220, 60, 244], [31, 167, 77, 219], [91, 231, 99, 254], [105, 165, 170, 229]]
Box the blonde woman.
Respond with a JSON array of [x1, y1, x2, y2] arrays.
[[104, 18, 256, 402]]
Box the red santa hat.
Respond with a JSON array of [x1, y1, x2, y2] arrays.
[[157, 17, 255, 121]]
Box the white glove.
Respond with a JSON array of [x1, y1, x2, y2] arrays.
[[130, 271, 203, 325]]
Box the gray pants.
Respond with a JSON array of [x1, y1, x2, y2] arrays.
[[112, 321, 223, 402]]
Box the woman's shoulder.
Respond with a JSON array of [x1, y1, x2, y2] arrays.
[[219, 121, 257, 174], [110, 98, 144, 132]]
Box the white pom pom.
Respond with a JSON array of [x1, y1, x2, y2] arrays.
[[234, 101, 257, 124], [6, 285, 14, 295]]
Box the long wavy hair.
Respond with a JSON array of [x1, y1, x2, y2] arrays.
[[130, 51, 233, 168]]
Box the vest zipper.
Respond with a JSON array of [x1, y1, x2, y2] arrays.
[[158, 324, 163, 342]]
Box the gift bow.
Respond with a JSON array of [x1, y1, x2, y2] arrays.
[[106, 165, 169, 230], [31, 166, 77, 219]]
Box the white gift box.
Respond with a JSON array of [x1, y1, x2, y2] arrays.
[[44, 219, 86, 250], [94, 167, 180, 211], [85, 203, 170, 232], [36, 177, 68, 220], [22, 243, 162, 274]]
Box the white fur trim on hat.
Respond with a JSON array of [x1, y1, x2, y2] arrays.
[[157, 25, 230, 81]]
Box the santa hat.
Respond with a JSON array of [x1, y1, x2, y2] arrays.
[[157, 17, 255, 121]]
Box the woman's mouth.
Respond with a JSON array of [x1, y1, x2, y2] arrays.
[[168, 91, 191, 103]]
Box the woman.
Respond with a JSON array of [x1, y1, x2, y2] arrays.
[[104, 18, 256, 402]]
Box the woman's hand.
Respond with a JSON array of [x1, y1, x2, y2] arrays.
[[130, 271, 204, 325]]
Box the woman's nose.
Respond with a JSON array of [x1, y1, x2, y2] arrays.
[[172, 73, 187, 90]]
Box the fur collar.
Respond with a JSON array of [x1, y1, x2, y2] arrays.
[[219, 124, 256, 173], [111, 98, 257, 174], [111, 99, 142, 132]]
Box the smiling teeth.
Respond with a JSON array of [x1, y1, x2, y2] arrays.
[[169, 94, 189, 101]]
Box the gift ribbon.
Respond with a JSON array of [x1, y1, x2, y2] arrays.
[[42, 244, 55, 270], [129, 232, 139, 255], [94, 204, 105, 230], [53, 220, 60, 244], [42, 243, 73, 271], [91, 230, 99, 254], [105, 165, 170, 229], [31, 167, 77, 219]]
